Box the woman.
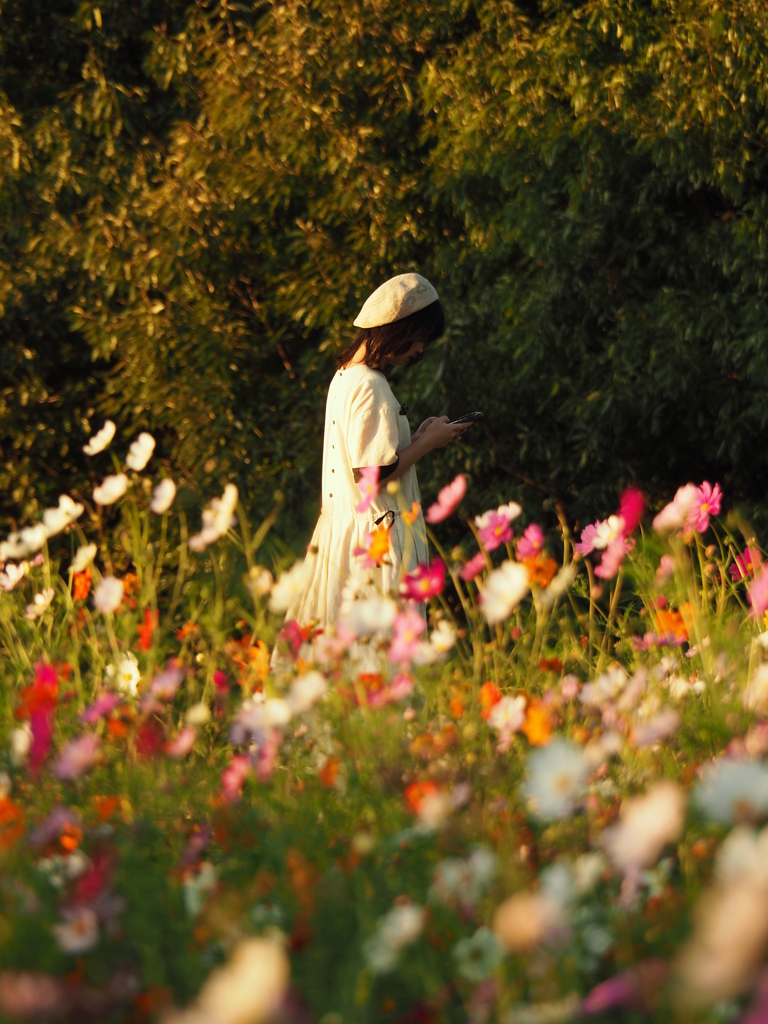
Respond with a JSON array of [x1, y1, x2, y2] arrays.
[[281, 272, 471, 632]]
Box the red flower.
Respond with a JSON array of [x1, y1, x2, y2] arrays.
[[137, 608, 158, 651]]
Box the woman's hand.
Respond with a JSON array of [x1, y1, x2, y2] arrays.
[[411, 416, 439, 442], [421, 416, 472, 450]]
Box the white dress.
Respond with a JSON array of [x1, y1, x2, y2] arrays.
[[283, 363, 429, 628]]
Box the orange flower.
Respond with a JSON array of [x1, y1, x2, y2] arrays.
[[522, 555, 558, 588], [449, 696, 465, 719], [318, 756, 339, 788], [247, 640, 270, 683], [93, 795, 120, 822], [522, 704, 552, 746], [138, 608, 158, 651], [404, 780, 439, 814], [107, 719, 130, 740], [479, 681, 502, 720], [73, 566, 92, 601], [368, 525, 391, 564], [655, 602, 692, 641], [123, 573, 139, 596], [0, 798, 24, 850], [402, 501, 421, 525], [409, 725, 458, 761], [59, 822, 83, 852], [177, 622, 199, 642]]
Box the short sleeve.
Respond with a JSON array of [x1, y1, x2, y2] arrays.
[[347, 378, 399, 469]]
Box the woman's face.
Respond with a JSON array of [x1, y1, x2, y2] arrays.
[[386, 340, 424, 367]]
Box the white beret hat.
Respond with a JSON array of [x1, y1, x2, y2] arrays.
[[353, 273, 439, 329]]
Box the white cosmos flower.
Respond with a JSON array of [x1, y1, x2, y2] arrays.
[[105, 651, 140, 696], [430, 620, 457, 653], [186, 702, 211, 726], [10, 724, 32, 766], [693, 758, 768, 825], [287, 671, 328, 715], [340, 594, 397, 636], [592, 515, 625, 550], [93, 576, 124, 614], [488, 694, 527, 734], [189, 483, 239, 551], [150, 477, 176, 514], [70, 544, 97, 575], [742, 664, 768, 715], [247, 565, 274, 598], [19, 524, 49, 554], [42, 495, 84, 538], [602, 781, 685, 875], [93, 473, 129, 506], [364, 904, 425, 974], [268, 558, 309, 614], [474, 501, 522, 529], [83, 419, 116, 456], [0, 561, 29, 592], [653, 483, 698, 533], [523, 738, 589, 820], [52, 906, 99, 954], [126, 432, 156, 472], [25, 588, 55, 621], [0, 536, 30, 561], [480, 560, 530, 624]]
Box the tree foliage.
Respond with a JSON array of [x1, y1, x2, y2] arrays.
[[3, 0, 768, 544]]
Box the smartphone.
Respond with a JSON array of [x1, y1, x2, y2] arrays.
[[449, 411, 483, 425]]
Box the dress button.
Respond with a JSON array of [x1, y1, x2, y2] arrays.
[[329, 493, 333, 498], [331, 468, 334, 473]]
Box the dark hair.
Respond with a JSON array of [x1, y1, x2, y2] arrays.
[[336, 299, 446, 370]]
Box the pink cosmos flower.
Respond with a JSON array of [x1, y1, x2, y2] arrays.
[[426, 474, 467, 523], [652, 483, 697, 533], [478, 511, 513, 552], [81, 693, 121, 724], [730, 545, 762, 581], [619, 488, 645, 533], [595, 537, 634, 580], [165, 727, 196, 759], [400, 559, 446, 601], [576, 515, 624, 555], [53, 734, 101, 781], [149, 662, 184, 700], [460, 551, 485, 581], [388, 608, 427, 664], [355, 466, 380, 513], [687, 481, 722, 533], [654, 554, 676, 585], [517, 523, 544, 559], [257, 729, 282, 781], [221, 754, 251, 804], [748, 565, 768, 618], [368, 673, 414, 708]]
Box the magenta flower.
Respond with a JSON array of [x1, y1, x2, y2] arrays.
[[619, 487, 645, 533], [517, 523, 544, 559], [355, 465, 380, 513], [81, 693, 121, 724], [29, 710, 53, 775], [400, 559, 446, 601], [257, 729, 282, 781], [460, 551, 485, 581], [53, 734, 101, 781], [426, 474, 467, 523], [594, 537, 634, 580], [388, 608, 426, 664], [730, 546, 762, 581], [748, 565, 768, 618], [478, 511, 513, 552], [687, 481, 722, 533], [581, 960, 667, 1016], [165, 727, 196, 760]]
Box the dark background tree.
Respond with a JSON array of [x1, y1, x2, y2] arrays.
[[3, 0, 768, 551]]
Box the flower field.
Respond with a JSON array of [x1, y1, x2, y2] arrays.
[[3, 427, 768, 1024]]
